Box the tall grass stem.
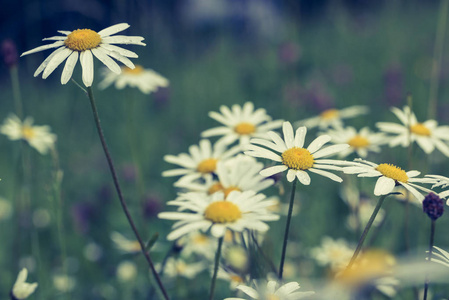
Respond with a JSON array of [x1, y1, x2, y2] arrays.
[[209, 237, 224, 300], [423, 220, 436, 300]]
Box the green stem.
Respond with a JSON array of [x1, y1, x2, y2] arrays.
[[85, 87, 170, 300], [278, 179, 297, 279], [209, 237, 224, 300], [423, 220, 436, 300], [346, 193, 389, 270], [9, 65, 23, 119]]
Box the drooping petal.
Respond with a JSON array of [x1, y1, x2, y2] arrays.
[[80, 50, 94, 87], [374, 176, 395, 196], [61, 51, 78, 84]]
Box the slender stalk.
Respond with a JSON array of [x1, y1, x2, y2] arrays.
[[428, 0, 449, 120], [423, 220, 436, 300], [9, 65, 23, 119], [346, 193, 389, 270], [278, 179, 297, 280], [209, 237, 224, 300], [85, 87, 170, 300]]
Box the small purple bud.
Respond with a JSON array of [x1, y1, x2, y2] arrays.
[[1, 39, 18, 68], [423, 192, 444, 220]]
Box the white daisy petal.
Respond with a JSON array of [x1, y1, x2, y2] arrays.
[[102, 35, 146, 46], [80, 50, 94, 87], [374, 176, 395, 196], [294, 126, 307, 148], [259, 165, 288, 177], [308, 168, 342, 182], [282, 122, 295, 149], [91, 48, 121, 74], [296, 170, 311, 185], [21, 41, 65, 56], [312, 144, 349, 159], [307, 135, 332, 153], [98, 23, 130, 37], [33, 47, 67, 77], [42, 47, 72, 79], [61, 51, 78, 84]]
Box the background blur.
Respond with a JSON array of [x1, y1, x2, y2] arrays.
[[1, 0, 449, 299]]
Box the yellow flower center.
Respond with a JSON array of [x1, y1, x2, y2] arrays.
[[193, 234, 209, 245], [320, 109, 339, 120], [234, 122, 256, 135], [21, 125, 35, 140], [207, 183, 240, 198], [122, 65, 145, 75], [348, 135, 370, 148], [197, 158, 218, 174], [281, 147, 314, 170], [175, 261, 187, 274], [64, 29, 102, 51], [267, 295, 280, 300], [230, 275, 244, 283], [204, 201, 242, 223], [410, 123, 431, 136], [375, 163, 408, 183]]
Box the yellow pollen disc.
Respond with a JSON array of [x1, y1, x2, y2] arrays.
[[230, 275, 244, 283], [122, 65, 145, 75], [208, 182, 224, 195], [197, 158, 218, 174], [21, 125, 35, 140], [376, 163, 408, 183], [193, 234, 209, 245], [64, 29, 101, 51], [204, 201, 242, 223], [410, 123, 431, 136], [320, 109, 339, 120], [267, 295, 280, 300], [281, 147, 314, 170], [348, 135, 370, 148], [234, 122, 256, 135]]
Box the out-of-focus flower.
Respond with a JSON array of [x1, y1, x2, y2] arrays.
[[99, 65, 168, 94], [425, 174, 449, 204], [296, 106, 369, 130], [83, 242, 103, 262], [162, 139, 241, 184], [245, 121, 349, 184], [217, 268, 247, 290], [116, 261, 138, 282], [310, 237, 354, 272], [1, 114, 56, 155], [110, 231, 141, 254], [158, 257, 206, 279], [176, 231, 217, 260], [223, 245, 249, 273], [1, 39, 18, 68], [201, 102, 283, 146], [376, 106, 449, 156], [20, 23, 145, 87], [53, 274, 76, 292], [0, 197, 13, 220], [346, 200, 385, 232], [422, 192, 444, 220], [324, 126, 387, 158], [158, 191, 279, 240], [342, 159, 433, 201], [429, 246, 449, 268], [224, 280, 314, 300], [142, 195, 163, 219], [11, 268, 38, 299]]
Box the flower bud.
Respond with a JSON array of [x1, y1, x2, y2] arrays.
[[1, 39, 18, 68], [423, 192, 444, 220]]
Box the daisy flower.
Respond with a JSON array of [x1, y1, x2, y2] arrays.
[[310, 237, 354, 271], [176, 231, 217, 260], [296, 105, 369, 130], [201, 102, 283, 145], [376, 106, 449, 156], [245, 121, 349, 185], [1, 114, 56, 154], [98, 65, 168, 94], [342, 159, 433, 201], [110, 231, 141, 254], [175, 154, 274, 196], [429, 246, 449, 268], [158, 191, 279, 240], [325, 126, 387, 158], [157, 257, 206, 279], [425, 175, 449, 202], [224, 280, 314, 300], [20, 23, 145, 87], [162, 139, 241, 183], [11, 268, 38, 300]]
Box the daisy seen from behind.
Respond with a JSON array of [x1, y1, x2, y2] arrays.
[[425, 174, 449, 203], [342, 159, 433, 201], [1, 114, 56, 155], [201, 102, 283, 145], [98, 65, 168, 94], [296, 105, 369, 130], [162, 139, 241, 184], [158, 190, 279, 240], [245, 121, 349, 185], [224, 280, 314, 300], [376, 106, 449, 156], [11, 268, 38, 300], [21, 23, 145, 87], [325, 126, 387, 158]]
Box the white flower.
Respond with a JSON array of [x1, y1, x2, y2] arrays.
[[53, 274, 76, 292], [158, 191, 279, 240], [376, 106, 449, 156], [325, 126, 387, 158], [296, 105, 369, 130], [176, 231, 217, 260], [116, 261, 138, 282], [425, 175, 449, 203], [12, 269, 38, 299], [429, 246, 449, 268], [342, 159, 433, 201], [162, 139, 241, 183], [158, 257, 206, 279], [201, 102, 283, 145], [21, 23, 145, 87], [1, 114, 56, 154], [346, 200, 385, 232], [98, 65, 168, 94], [217, 268, 248, 290], [224, 280, 314, 300], [245, 121, 349, 184], [110, 231, 141, 254], [174, 154, 274, 196], [310, 237, 354, 271]]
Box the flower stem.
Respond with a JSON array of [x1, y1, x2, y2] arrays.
[[85, 87, 170, 300], [278, 179, 297, 280], [9, 65, 23, 119], [346, 193, 389, 270], [209, 237, 224, 300], [423, 220, 436, 300]]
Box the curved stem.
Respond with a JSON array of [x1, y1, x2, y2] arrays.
[[278, 179, 297, 280], [209, 237, 224, 300], [86, 87, 170, 300]]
